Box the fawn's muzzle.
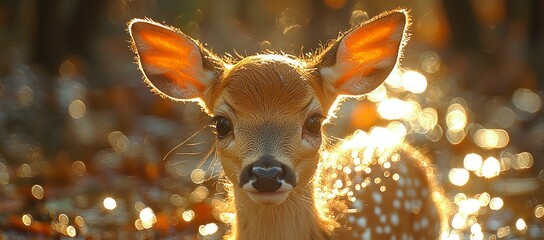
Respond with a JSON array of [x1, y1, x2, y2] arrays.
[[239, 155, 296, 192]]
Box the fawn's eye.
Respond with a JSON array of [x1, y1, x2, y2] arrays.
[[304, 114, 322, 136], [214, 116, 232, 138]]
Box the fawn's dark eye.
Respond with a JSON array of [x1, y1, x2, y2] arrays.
[[304, 114, 322, 136], [214, 116, 232, 138]]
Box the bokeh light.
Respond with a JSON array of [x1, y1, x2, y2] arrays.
[[103, 197, 117, 210], [515, 218, 527, 231], [182, 209, 195, 222], [458, 198, 481, 215], [22, 214, 32, 226], [199, 223, 219, 236], [446, 104, 467, 132], [481, 157, 501, 178], [68, 99, 86, 119], [31, 184, 44, 200], [139, 207, 157, 229], [377, 98, 412, 120], [401, 70, 428, 94], [449, 168, 470, 186], [464, 153, 483, 172], [191, 169, 206, 184], [535, 204, 544, 218], [512, 88, 542, 113], [474, 129, 509, 149], [489, 197, 503, 210]]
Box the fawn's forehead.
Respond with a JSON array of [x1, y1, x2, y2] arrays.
[[213, 55, 321, 117]]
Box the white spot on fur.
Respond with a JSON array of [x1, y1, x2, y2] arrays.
[[421, 217, 429, 228], [397, 177, 405, 187], [362, 228, 371, 240], [357, 217, 367, 228], [420, 187, 429, 197], [372, 191, 382, 204], [354, 199, 363, 211], [393, 199, 401, 209], [374, 207, 381, 216], [414, 178, 421, 187], [404, 200, 412, 210], [376, 226, 383, 234], [380, 214, 387, 223], [384, 224, 392, 234], [391, 213, 399, 226], [413, 221, 420, 231], [396, 189, 404, 198]]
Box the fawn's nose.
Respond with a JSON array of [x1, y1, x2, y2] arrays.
[[239, 155, 296, 192]]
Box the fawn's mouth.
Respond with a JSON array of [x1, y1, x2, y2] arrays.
[[245, 190, 291, 205]]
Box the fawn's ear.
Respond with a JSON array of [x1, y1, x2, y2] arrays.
[[317, 9, 409, 97], [129, 19, 222, 104]]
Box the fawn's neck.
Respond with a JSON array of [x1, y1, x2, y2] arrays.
[[231, 183, 333, 240]]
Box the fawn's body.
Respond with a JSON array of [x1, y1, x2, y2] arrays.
[[129, 9, 448, 239]]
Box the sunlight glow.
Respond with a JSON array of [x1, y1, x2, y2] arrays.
[[458, 198, 481, 215], [535, 204, 544, 218], [463, 153, 483, 172], [139, 207, 157, 229], [497, 226, 511, 238], [377, 98, 412, 120], [513, 152, 533, 170], [489, 197, 504, 210], [446, 104, 467, 132], [401, 70, 428, 94], [446, 129, 466, 144], [474, 129, 509, 149], [416, 108, 438, 134], [31, 184, 44, 200], [481, 157, 501, 178], [103, 197, 117, 210], [449, 168, 470, 186], [199, 223, 219, 236], [182, 209, 195, 222], [68, 99, 86, 119], [66, 226, 77, 237], [512, 88, 542, 113], [477, 192, 490, 207], [515, 218, 527, 231], [452, 213, 467, 229], [191, 169, 206, 184], [470, 223, 483, 240], [22, 214, 32, 226], [366, 84, 388, 102], [385, 68, 403, 88]]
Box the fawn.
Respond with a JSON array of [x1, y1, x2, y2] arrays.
[[129, 9, 449, 240]]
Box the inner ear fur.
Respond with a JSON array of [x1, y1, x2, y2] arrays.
[[128, 18, 224, 112], [313, 9, 410, 98]]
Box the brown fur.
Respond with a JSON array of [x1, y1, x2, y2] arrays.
[[212, 56, 337, 240], [128, 9, 447, 240]]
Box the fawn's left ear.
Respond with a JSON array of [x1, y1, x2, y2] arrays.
[[317, 9, 409, 97]]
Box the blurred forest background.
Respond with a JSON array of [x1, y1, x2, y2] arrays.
[[0, 0, 543, 239]]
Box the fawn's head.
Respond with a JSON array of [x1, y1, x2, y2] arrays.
[[129, 10, 409, 205]]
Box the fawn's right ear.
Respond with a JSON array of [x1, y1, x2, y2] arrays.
[[129, 19, 222, 106]]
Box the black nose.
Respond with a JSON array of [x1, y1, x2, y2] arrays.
[[239, 155, 296, 192]]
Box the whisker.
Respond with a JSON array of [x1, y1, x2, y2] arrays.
[[196, 143, 217, 170], [163, 123, 210, 161], [175, 152, 203, 155], [186, 141, 206, 146], [165, 160, 190, 167]]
